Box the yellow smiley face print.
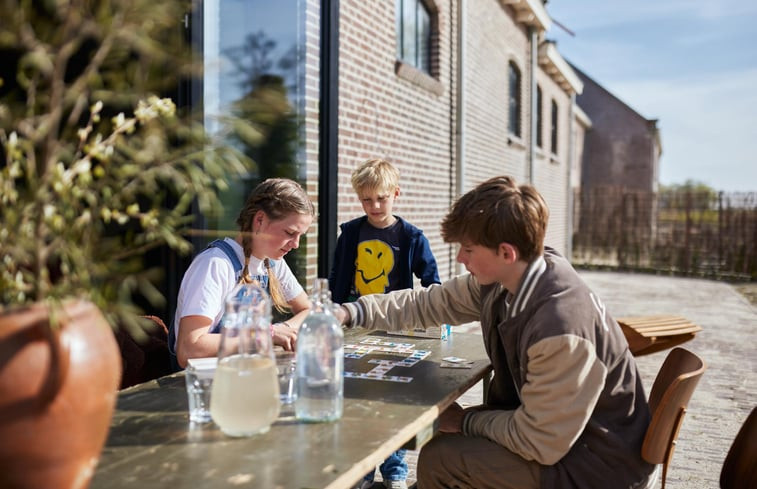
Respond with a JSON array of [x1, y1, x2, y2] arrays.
[[354, 239, 395, 296]]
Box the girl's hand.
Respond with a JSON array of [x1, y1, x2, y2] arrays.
[[272, 322, 297, 351]]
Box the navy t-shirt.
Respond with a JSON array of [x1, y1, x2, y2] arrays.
[[347, 219, 403, 301]]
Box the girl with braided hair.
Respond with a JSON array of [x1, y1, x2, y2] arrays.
[[172, 178, 314, 368]]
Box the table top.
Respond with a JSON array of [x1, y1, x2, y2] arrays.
[[90, 330, 491, 489]]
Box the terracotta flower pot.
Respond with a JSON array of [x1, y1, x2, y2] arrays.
[[0, 300, 121, 489]]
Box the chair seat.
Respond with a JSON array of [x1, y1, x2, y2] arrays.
[[617, 315, 703, 356]]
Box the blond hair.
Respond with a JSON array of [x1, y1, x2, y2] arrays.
[[236, 178, 314, 312], [350, 158, 400, 196], [441, 176, 549, 263]]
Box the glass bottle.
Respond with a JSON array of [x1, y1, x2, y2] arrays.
[[295, 278, 344, 422], [210, 283, 280, 436]]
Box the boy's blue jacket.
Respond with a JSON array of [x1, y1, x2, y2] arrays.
[[328, 215, 440, 304]]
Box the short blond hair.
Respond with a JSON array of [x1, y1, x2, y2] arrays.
[[351, 159, 400, 195]]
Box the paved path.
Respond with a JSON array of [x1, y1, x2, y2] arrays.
[[579, 271, 756, 488], [391, 271, 756, 488]]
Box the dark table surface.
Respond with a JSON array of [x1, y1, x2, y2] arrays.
[[90, 329, 491, 489]]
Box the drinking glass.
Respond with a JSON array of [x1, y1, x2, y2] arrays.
[[185, 363, 213, 423], [210, 284, 280, 437], [276, 351, 297, 405]]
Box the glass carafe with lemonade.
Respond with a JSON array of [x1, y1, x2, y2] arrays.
[[210, 283, 280, 436]]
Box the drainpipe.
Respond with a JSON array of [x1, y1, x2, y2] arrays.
[[566, 93, 576, 260], [454, 0, 466, 275], [528, 27, 537, 184]]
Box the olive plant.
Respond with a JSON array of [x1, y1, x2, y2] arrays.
[[0, 0, 265, 335]]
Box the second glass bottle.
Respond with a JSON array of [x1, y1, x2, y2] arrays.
[[295, 278, 344, 422]]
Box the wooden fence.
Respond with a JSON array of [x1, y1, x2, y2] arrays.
[[573, 187, 757, 280]]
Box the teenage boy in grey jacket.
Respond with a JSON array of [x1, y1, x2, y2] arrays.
[[336, 176, 656, 489]]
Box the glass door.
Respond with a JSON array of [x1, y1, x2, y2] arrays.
[[197, 0, 310, 282]]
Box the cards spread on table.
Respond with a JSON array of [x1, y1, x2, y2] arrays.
[[442, 356, 471, 364], [440, 356, 474, 369]]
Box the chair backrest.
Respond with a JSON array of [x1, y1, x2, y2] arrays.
[[115, 315, 172, 389], [720, 406, 757, 489], [641, 347, 706, 489]]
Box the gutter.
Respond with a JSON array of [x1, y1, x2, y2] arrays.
[[566, 93, 576, 259], [455, 0, 466, 274], [528, 26, 537, 184]]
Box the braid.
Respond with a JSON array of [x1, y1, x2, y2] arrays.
[[265, 258, 289, 313], [239, 234, 254, 284]]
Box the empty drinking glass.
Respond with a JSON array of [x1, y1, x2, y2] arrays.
[[185, 363, 213, 423]]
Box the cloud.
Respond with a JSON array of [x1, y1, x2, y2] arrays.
[[548, 0, 757, 191]]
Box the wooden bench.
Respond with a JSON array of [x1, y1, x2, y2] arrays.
[[617, 315, 703, 356]]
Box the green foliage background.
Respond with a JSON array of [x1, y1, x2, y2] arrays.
[[0, 0, 269, 335]]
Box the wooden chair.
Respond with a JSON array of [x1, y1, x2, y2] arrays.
[[720, 406, 757, 489], [618, 315, 703, 356], [114, 315, 172, 389], [641, 347, 706, 489]]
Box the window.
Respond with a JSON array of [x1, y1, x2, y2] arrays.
[[550, 99, 558, 155], [536, 85, 543, 148], [508, 61, 522, 138], [196, 0, 310, 284], [396, 0, 431, 74]]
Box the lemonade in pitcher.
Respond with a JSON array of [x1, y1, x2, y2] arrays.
[[210, 354, 279, 436], [210, 283, 280, 437]]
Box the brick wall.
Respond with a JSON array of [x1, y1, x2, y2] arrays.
[[303, 0, 323, 286], [337, 0, 458, 279], [574, 65, 661, 193], [462, 1, 530, 189], [534, 68, 573, 254], [332, 0, 577, 280]]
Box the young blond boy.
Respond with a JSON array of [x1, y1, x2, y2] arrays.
[[329, 159, 440, 304], [328, 159, 440, 489]]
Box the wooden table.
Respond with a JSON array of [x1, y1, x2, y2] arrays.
[[90, 330, 492, 489]]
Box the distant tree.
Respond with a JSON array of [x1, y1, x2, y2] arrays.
[[660, 180, 718, 210]]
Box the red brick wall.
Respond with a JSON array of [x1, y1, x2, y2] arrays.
[[303, 0, 323, 286], [462, 1, 530, 189], [337, 0, 458, 278]]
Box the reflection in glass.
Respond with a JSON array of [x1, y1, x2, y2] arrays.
[[202, 0, 308, 285]]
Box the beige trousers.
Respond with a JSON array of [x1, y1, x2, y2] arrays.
[[417, 433, 541, 489]]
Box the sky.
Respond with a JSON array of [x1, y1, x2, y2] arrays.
[[545, 0, 757, 192]]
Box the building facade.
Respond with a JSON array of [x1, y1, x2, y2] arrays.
[[334, 0, 584, 280], [160, 0, 587, 320], [573, 64, 661, 194], [571, 63, 662, 265]]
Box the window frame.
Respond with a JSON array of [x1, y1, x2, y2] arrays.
[[508, 61, 522, 138], [550, 98, 558, 155], [396, 0, 433, 75]]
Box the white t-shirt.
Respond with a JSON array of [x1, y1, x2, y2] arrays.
[[172, 238, 304, 350]]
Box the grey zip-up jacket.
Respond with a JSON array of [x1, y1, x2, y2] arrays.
[[343, 248, 655, 489]]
